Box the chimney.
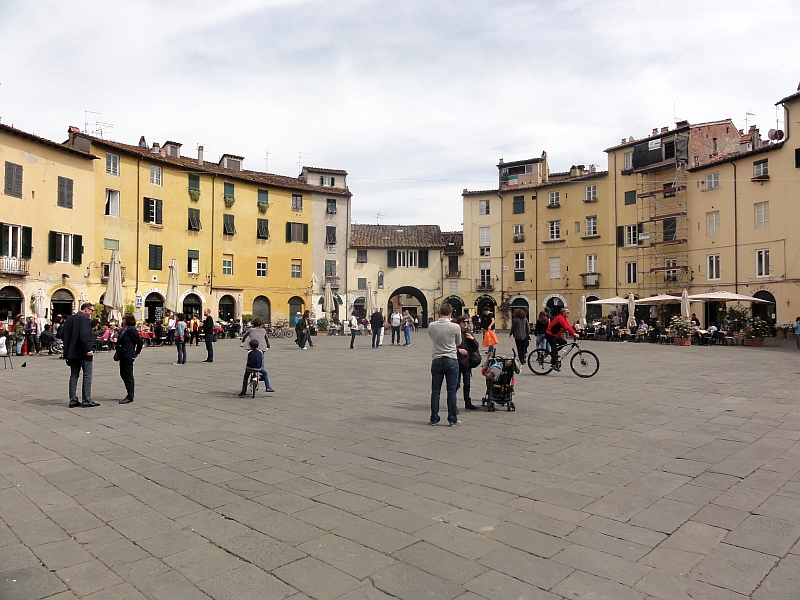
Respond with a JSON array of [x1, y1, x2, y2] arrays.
[[463, 188, 468, 194], [138, 136, 147, 149], [197, 145, 204, 166], [569, 165, 578, 177], [661, 127, 669, 133], [652, 128, 659, 136], [676, 120, 689, 128], [151, 142, 160, 154], [621, 138, 626, 144], [498, 158, 504, 165], [749, 125, 761, 148]]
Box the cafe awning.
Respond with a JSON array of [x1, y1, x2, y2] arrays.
[[317, 292, 343, 305]]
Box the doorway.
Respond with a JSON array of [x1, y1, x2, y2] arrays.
[[218, 295, 236, 322], [51, 289, 75, 320], [144, 292, 164, 323]]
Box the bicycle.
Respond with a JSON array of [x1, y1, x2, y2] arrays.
[[527, 339, 599, 378], [246, 368, 260, 397]]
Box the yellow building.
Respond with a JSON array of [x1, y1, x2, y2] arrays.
[[1, 124, 97, 324]]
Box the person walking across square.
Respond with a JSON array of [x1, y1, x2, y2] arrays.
[[116, 314, 143, 404], [428, 303, 462, 426], [370, 308, 384, 349], [174, 314, 188, 364], [202, 309, 215, 362], [349, 311, 359, 349], [61, 302, 99, 408]]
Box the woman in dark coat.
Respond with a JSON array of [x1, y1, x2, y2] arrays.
[[117, 314, 143, 404], [509, 308, 531, 361]]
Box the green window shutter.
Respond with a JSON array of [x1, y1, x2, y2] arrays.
[[514, 270, 525, 281], [155, 199, 163, 224], [224, 182, 234, 197], [188, 208, 201, 230], [418, 249, 429, 268], [0, 222, 4, 254], [57, 177, 66, 207], [188, 174, 200, 191], [72, 234, 83, 265], [3, 163, 12, 196], [258, 189, 269, 205], [616, 225, 624, 248], [48, 231, 57, 262], [187, 249, 199, 259], [156, 245, 163, 270], [65, 178, 74, 208], [512, 196, 524, 214], [14, 164, 22, 197], [387, 249, 397, 268], [302, 223, 309, 244], [286, 222, 292, 242], [21, 226, 32, 259], [143, 198, 152, 223], [149, 244, 163, 270], [257, 218, 269, 239], [624, 190, 636, 205]]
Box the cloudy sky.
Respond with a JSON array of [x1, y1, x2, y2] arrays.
[[1, 0, 798, 230]]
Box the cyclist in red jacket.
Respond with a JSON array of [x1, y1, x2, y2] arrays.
[[545, 307, 578, 369]]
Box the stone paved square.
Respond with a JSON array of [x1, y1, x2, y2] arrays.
[[1, 335, 799, 598]]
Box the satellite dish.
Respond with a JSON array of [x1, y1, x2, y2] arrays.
[[775, 130, 784, 140], [767, 129, 785, 141], [628, 136, 634, 142], [768, 129, 777, 140]]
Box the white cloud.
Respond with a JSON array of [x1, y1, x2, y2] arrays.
[[1, 0, 798, 229]]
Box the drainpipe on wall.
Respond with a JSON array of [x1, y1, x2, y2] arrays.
[[534, 193, 539, 312], [496, 190, 505, 323], [733, 162, 738, 294], [135, 157, 142, 295], [613, 152, 619, 295]]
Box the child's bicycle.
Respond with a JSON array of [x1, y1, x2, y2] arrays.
[[527, 339, 599, 378], [246, 368, 261, 397]]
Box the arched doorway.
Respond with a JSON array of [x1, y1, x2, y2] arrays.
[[51, 289, 75, 319], [0, 286, 23, 322], [509, 296, 530, 319], [144, 292, 164, 323], [388, 286, 428, 326], [288, 296, 305, 323], [585, 294, 602, 321], [352, 297, 366, 321], [182, 293, 202, 319], [443, 295, 464, 317], [752, 291, 776, 330], [545, 295, 565, 314], [253, 296, 271, 323], [218, 295, 236, 322], [474, 294, 497, 318]]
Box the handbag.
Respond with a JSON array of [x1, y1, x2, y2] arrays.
[[482, 329, 498, 347]]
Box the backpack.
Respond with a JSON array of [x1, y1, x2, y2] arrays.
[[468, 348, 482, 369]]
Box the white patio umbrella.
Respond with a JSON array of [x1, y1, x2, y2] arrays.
[[364, 283, 374, 318], [586, 296, 629, 305], [237, 294, 243, 320], [165, 259, 180, 314], [34, 288, 47, 333], [687, 291, 770, 303], [579, 295, 587, 327], [323, 282, 335, 315], [634, 294, 681, 305], [103, 250, 124, 324], [627, 294, 637, 328], [681, 289, 691, 318]]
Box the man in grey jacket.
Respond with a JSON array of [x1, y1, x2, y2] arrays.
[[428, 303, 462, 426], [61, 302, 99, 408]]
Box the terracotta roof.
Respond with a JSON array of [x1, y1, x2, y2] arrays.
[[604, 124, 692, 152], [302, 166, 348, 175], [497, 157, 543, 169], [776, 89, 800, 105], [1, 123, 98, 159], [687, 141, 784, 172], [69, 134, 351, 196], [442, 231, 463, 255], [463, 170, 608, 196], [462, 188, 499, 197], [350, 224, 445, 248]]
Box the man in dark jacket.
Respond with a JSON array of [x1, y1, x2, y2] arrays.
[[455, 315, 480, 410], [202, 308, 215, 363], [61, 302, 99, 408], [370, 309, 385, 349]]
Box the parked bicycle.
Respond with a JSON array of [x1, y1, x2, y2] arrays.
[[266, 323, 293, 339], [527, 339, 599, 378]]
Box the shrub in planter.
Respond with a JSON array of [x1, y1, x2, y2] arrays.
[[188, 189, 201, 202], [746, 317, 771, 341], [258, 202, 268, 214], [223, 195, 235, 208], [670, 315, 692, 343]]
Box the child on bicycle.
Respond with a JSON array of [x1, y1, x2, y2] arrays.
[[238, 338, 275, 396]]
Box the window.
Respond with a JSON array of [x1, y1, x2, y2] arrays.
[[585, 185, 597, 201], [223, 182, 235, 199], [188, 250, 199, 274], [574, 221, 580, 233], [512, 196, 524, 214], [357, 249, 367, 263], [513, 223, 524, 242], [148, 244, 162, 270], [103, 238, 119, 251], [549, 257, 560, 279], [188, 174, 200, 191], [479, 199, 490, 215], [707, 254, 720, 280], [57, 177, 74, 208], [292, 194, 303, 211], [479, 227, 490, 246], [188, 208, 201, 231], [796, 148, 800, 169], [397, 250, 418, 268], [143, 198, 163, 225], [105, 189, 120, 216], [4, 162, 23, 198], [586, 254, 598, 273], [286, 222, 308, 243], [326, 198, 337, 214], [548, 191, 560, 207], [514, 252, 525, 281], [291, 261, 302, 278], [625, 261, 637, 284], [665, 258, 678, 282], [623, 151, 633, 171], [320, 176, 336, 186], [449, 281, 458, 294], [2, 224, 21, 257], [106, 153, 120, 176], [705, 172, 720, 190], [326, 226, 337, 245], [223, 213, 236, 236], [753, 159, 769, 178], [150, 165, 162, 186], [585, 216, 597, 236], [624, 190, 637, 205], [258, 189, 269, 206], [625, 224, 638, 246], [756, 249, 770, 277], [256, 258, 267, 277], [324, 259, 337, 277], [222, 255, 233, 275], [707, 211, 720, 236], [54, 233, 72, 263], [479, 246, 491, 256], [548, 220, 561, 240], [755, 202, 769, 229], [256, 218, 270, 240], [479, 260, 492, 288], [664, 140, 675, 160], [663, 217, 677, 241], [357, 277, 367, 290]]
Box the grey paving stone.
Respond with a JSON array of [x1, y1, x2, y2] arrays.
[[248, 512, 325, 546], [89, 536, 150, 566], [293, 504, 360, 531], [198, 564, 297, 600], [219, 531, 305, 572], [163, 543, 243, 583], [553, 542, 651, 586], [83, 582, 149, 599], [0, 566, 68, 600], [273, 557, 363, 600], [485, 521, 568, 558], [415, 522, 501, 560], [362, 505, 436, 534], [724, 514, 800, 557], [32, 538, 93, 570], [629, 498, 701, 534], [135, 570, 212, 600], [565, 525, 652, 561], [634, 567, 747, 600], [56, 558, 124, 596], [754, 494, 800, 525], [108, 557, 170, 584], [11, 516, 69, 547], [335, 587, 396, 600], [553, 569, 646, 600], [584, 489, 661, 522], [640, 547, 704, 576], [477, 544, 573, 590], [394, 541, 487, 585], [334, 517, 417, 554], [298, 533, 393, 579], [136, 528, 208, 557], [108, 510, 180, 542], [693, 504, 750, 531], [659, 520, 727, 555], [370, 561, 463, 600], [464, 569, 561, 600], [691, 542, 777, 595], [752, 552, 800, 600]]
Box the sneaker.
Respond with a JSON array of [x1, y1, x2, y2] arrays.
[[173, 362, 181, 365], [449, 420, 462, 427], [265, 387, 275, 392], [465, 404, 479, 410], [429, 418, 439, 426], [237, 392, 247, 397]]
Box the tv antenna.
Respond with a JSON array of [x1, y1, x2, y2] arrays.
[[264, 149, 274, 173], [376, 213, 386, 224], [744, 111, 755, 130], [297, 151, 308, 173]]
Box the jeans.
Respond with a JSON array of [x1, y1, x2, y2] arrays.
[[176, 341, 186, 364], [391, 325, 401, 344], [430, 357, 459, 424], [404, 325, 411, 345], [119, 358, 135, 400], [241, 352, 271, 392], [350, 329, 357, 349], [535, 334, 550, 352], [167, 329, 175, 345], [27, 333, 40, 354], [372, 330, 380, 348], [69, 359, 93, 403], [457, 365, 472, 405], [546, 334, 566, 363], [16, 339, 23, 355], [205, 336, 214, 361]]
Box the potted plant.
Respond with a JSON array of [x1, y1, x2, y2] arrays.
[[223, 195, 235, 208], [775, 323, 787, 339], [316, 317, 329, 335], [670, 315, 692, 346], [258, 202, 268, 214], [744, 317, 770, 346], [188, 189, 201, 202]]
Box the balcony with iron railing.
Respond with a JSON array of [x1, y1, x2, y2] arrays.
[[325, 275, 341, 289], [513, 233, 525, 243], [445, 269, 461, 278], [581, 272, 600, 287], [101, 266, 127, 283], [0, 257, 30, 276], [476, 279, 494, 292]]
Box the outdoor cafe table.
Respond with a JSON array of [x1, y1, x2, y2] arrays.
[[138, 330, 156, 345]]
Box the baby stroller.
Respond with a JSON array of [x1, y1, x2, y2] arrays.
[[481, 350, 520, 412]]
